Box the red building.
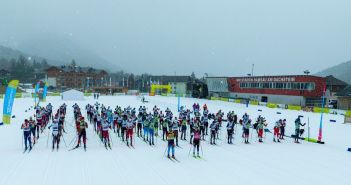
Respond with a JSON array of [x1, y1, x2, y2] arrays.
[[227, 75, 326, 106]]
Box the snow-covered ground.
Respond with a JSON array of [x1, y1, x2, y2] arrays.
[[0, 95, 350, 185]]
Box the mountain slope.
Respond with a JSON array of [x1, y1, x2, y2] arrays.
[[316, 60, 351, 84], [0, 45, 56, 63], [17, 34, 119, 71]]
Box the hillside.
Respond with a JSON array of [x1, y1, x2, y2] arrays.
[[316, 60, 351, 84], [17, 34, 120, 71], [0, 45, 52, 63]]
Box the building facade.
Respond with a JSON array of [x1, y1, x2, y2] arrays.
[[206, 77, 229, 97], [336, 86, 351, 110], [205, 75, 326, 107], [46, 66, 108, 91]]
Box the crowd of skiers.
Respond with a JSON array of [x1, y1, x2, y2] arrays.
[[20, 103, 68, 152], [21, 101, 308, 159]]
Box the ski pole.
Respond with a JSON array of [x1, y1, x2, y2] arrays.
[[163, 146, 168, 157], [201, 145, 204, 158], [61, 135, 67, 148], [68, 135, 77, 148], [188, 145, 192, 157], [109, 134, 114, 147], [21, 133, 24, 150], [46, 131, 50, 148], [250, 128, 253, 143]]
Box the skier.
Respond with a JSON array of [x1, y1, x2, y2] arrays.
[[243, 119, 251, 144], [21, 119, 32, 151], [280, 119, 286, 140], [273, 120, 281, 142], [101, 118, 111, 149], [126, 117, 134, 147], [180, 119, 187, 140], [209, 120, 217, 145], [257, 118, 267, 143], [294, 116, 303, 143], [29, 117, 36, 144], [137, 113, 143, 137], [201, 114, 209, 136], [121, 114, 128, 142], [143, 113, 150, 142], [193, 126, 201, 157], [226, 119, 235, 144], [166, 130, 176, 159], [75, 116, 88, 150], [36, 111, 43, 136], [162, 118, 169, 141], [117, 113, 123, 137], [48, 117, 60, 151], [171, 117, 179, 147]]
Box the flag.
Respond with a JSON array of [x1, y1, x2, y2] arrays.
[[2, 80, 19, 124], [34, 81, 40, 105], [42, 82, 48, 102]]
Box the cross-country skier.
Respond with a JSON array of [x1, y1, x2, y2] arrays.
[[180, 119, 187, 140], [294, 116, 304, 143], [126, 117, 134, 147], [101, 118, 111, 149], [75, 116, 88, 150], [280, 119, 286, 140], [193, 126, 201, 157], [48, 117, 60, 151], [29, 117, 36, 144], [121, 114, 128, 142], [137, 113, 143, 137], [171, 117, 179, 147], [273, 120, 281, 142], [209, 120, 217, 145], [36, 111, 43, 137], [162, 118, 169, 141], [243, 119, 251, 144], [226, 119, 235, 144], [201, 113, 209, 136], [257, 117, 267, 143], [166, 130, 176, 159], [143, 113, 150, 142], [21, 119, 32, 151]]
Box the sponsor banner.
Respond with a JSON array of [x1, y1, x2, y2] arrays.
[[2, 80, 19, 124]]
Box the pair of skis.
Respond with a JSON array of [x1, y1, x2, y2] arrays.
[[23, 147, 32, 154], [167, 156, 180, 163], [69, 146, 87, 152], [193, 155, 205, 161]]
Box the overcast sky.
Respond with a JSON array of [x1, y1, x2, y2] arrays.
[[1, 0, 351, 77]]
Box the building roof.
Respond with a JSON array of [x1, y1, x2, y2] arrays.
[[325, 75, 349, 86], [46, 65, 107, 75], [336, 86, 351, 97]]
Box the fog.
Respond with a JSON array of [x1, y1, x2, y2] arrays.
[[1, 0, 351, 76]]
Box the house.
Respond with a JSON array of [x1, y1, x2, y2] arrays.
[[336, 86, 351, 110], [46, 66, 108, 91]]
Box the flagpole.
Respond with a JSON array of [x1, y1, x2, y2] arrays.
[[317, 85, 326, 144]]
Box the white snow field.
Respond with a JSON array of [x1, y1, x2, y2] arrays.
[[0, 95, 350, 185]]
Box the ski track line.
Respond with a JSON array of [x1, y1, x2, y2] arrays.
[[98, 132, 131, 185], [178, 138, 247, 185], [41, 142, 56, 185], [1, 153, 26, 185], [127, 137, 173, 185], [86, 123, 130, 185]]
